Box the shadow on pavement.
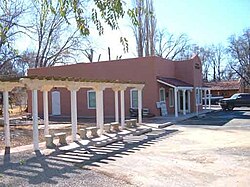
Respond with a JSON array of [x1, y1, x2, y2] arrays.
[[176, 109, 250, 126], [0, 129, 178, 186]]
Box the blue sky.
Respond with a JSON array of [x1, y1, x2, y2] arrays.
[[96, 0, 250, 60], [154, 0, 250, 45], [15, 0, 250, 61]]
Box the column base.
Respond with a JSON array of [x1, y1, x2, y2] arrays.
[[35, 150, 43, 157], [4, 147, 10, 155]]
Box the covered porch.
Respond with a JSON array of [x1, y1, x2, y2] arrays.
[[157, 77, 211, 117], [0, 76, 145, 153]]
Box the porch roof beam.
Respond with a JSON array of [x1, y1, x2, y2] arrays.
[[157, 79, 193, 90]]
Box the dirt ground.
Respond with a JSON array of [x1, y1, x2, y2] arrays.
[[88, 126, 250, 187], [0, 123, 94, 150]]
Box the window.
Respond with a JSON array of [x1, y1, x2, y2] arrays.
[[159, 87, 166, 102], [195, 88, 202, 105], [87, 90, 96, 109], [195, 88, 198, 105], [169, 88, 174, 107], [199, 89, 202, 104], [130, 89, 138, 108]]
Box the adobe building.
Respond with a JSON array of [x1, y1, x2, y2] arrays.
[[204, 80, 240, 98], [28, 55, 210, 119], [204, 79, 250, 98]]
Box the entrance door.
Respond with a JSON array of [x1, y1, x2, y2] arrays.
[[52, 91, 61, 115], [179, 91, 188, 111]]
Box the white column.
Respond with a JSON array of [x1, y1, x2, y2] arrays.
[[43, 91, 49, 136], [208, 89, 211, 109], [32, 89, 39, 151], [196, 88, 199, 116], [187, 90, 191, 113], [174, 87, 178, 117], [95, 89, 104, 134], [204, 89, 207, 109], [3, 91, 10, 148], [120, 89, 125, 129], [183, 89, 186, 115], [178, 91, 181, 112], [114, 90, 119, 122], [138, 89, 143, 124], [70, 89, 78, 141]]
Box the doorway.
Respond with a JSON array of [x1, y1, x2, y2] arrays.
[[52, 91, 61, 115], [179, 91, 189, 112]]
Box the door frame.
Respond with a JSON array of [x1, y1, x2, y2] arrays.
[[51, 91, 61, 115]]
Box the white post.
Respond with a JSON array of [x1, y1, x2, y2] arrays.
[[183, 89, 186, 115], [174, 87, 178, 117], [43, 91, 49, 135], [196, 88, 199, 116], [95, 89, 104, 134], [32, 89, 39, 151], [138, 89, 143, 124], [208, 89, 211, 109], [204, 89, 207, 109], [114, 90, 119, 122], [3, 91, 10, 148], [120, 89, 125, 129], [187, 90, 191, 113], [70, 90, 78, 141], [178, 91, 181, 112]]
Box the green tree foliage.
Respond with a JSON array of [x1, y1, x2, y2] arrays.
[[40, 0, 136, 52]]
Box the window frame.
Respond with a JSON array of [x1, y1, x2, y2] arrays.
[[169, 88, 174, 107], [130, 88, 138, 109], [159, 87, 166, 102], [87, 90, 96, 109], [195, 88, 202, 105], [199, 89, 202, 104]]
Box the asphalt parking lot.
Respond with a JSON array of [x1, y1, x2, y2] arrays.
[[176, 107, 250, 129]]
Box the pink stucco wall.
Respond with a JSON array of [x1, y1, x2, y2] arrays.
[[28, 56, 203, 117]]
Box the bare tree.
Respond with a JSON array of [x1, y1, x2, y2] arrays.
[[0, 0, 26, 75], [133, 0, 156, 57], [227, 28, 250, 85], [176, 44, 214, 81], [27, 1, 87, 68], [220, 64, 237, 80], [198, 46, 213, 81], [155, 30, 189, 60], [210, 44, 224, 81]]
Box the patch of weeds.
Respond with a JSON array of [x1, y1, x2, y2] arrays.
[[19, 159, 26, 165]]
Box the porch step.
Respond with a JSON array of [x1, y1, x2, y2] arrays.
[[158, 122, 173, 128], [132, 128, 152, 136], [94, 136, 123, 147]]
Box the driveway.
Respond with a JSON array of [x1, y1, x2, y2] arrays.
[[88, 108, 250, 186], [176, 107, 250, 129]]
